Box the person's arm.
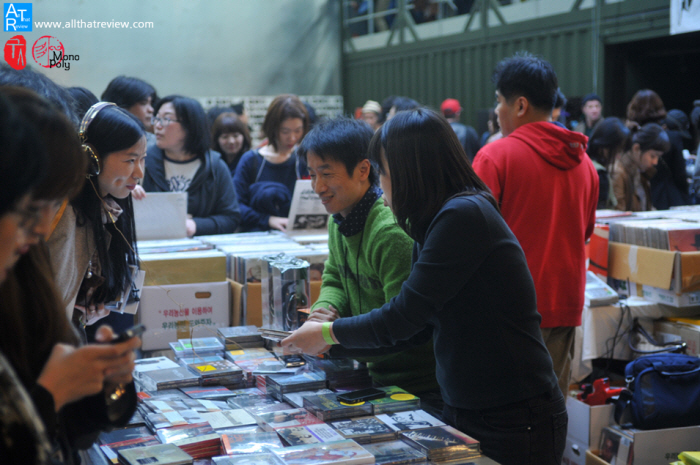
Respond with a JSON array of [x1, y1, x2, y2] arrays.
[[284, 198, 492, 353], [233, 152, 271, 231], [193, 158, 241, 235], [585, 159, 600, 240], [611, 168, 628, 211], [472, 150, 503, 203]]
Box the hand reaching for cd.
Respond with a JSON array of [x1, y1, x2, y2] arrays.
[[306, 305, 339, 323], [281, 321, 334, 356]]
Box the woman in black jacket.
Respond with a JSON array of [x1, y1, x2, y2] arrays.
[[142, 95, 241, 236]]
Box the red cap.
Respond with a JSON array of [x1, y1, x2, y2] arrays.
[[441, 98, 461, 116]]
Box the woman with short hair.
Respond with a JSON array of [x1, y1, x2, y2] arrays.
[[142, 95, 241, 236], [233, 94, 309, 232], [211, 112, 252, 175]]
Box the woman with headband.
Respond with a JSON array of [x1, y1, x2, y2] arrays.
[[47, 102, 147, 342]]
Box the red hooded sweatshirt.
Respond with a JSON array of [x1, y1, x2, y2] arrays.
[[473, 121, 598, 327]]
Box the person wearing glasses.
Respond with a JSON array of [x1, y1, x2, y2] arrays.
[[142, 95, 241, 236], [0, 86, 139, 465]]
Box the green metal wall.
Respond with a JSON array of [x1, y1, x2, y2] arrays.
[[342, 0, 670, 127]]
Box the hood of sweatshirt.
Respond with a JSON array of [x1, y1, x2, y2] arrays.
[[509, 121, 588, 170]]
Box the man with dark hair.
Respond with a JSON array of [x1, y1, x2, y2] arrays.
[[574, 93, 603, 137], [298, 118, 439, 402], [472, 52, 598, 396], [440, 98, 480, 160]]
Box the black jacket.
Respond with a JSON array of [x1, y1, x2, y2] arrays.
[[143, 147, 241, 236]]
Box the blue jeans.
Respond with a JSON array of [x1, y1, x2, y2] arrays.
[[442, 387, 567, 465]]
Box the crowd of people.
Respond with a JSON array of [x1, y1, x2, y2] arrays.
[[1, 49, 699, 465]]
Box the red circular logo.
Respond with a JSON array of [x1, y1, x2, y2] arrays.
[[4, 35, 27, 70], [32, 36, 64, 68]]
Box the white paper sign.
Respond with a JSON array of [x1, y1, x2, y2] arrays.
[[671, 0, 700, 35], [133, 192, 187, 240], [287, 179, 329, 232]]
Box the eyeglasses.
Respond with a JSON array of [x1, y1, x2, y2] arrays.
[[10, 202, 41, 232], [151, 116, 179, 127]]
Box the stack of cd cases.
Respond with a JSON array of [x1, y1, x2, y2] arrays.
[[302, 392, 373, 421], [399, 425, 480, 462], [217, 325, 264, 350], [265, 371, 327, 401]]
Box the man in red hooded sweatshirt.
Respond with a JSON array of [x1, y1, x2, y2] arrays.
[[473, 53, 598, 396]]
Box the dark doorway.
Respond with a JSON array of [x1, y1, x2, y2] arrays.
[[604, 30, 700, 119]]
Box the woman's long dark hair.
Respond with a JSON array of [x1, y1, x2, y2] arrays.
[[73, 105, 144, 304], [587, 117, 630, 168], [368, 108, 497, 242], [0, 88, 81, 387]]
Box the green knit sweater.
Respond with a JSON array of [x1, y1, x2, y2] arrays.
[[312, 198, 439, 394]]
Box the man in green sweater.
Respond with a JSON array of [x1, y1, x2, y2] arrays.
[[297, 117, 439, 397]]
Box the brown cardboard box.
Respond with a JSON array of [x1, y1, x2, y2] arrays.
[[585, 450, 610, 465], [141, 250, 227, 286], [608, 242, 700, 294]]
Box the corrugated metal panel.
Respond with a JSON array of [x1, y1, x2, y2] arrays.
[[342, 0, 668, 127]]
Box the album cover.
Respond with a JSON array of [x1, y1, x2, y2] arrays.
[[99, 435, 160, 464], [361, 440, 428, 465], [329, 416, 396, 443], [399, 425, 479, 461], [302, 393, 373, 421], [369, 387, 420, 414], [118, 443, 193, 465], [256, 408, 324, 431], [271, 439, 375, 465], [282, 389, 334, 408], [199, 409, 258, 430], [212, 452, 285, 465], [375, 410, 445, 432], [220, 431, 285, 455], [276, 424, 345, 447]]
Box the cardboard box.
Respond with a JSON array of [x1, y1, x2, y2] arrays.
[[620, 425, 700, 465], [138, 281, 230, 350], [140, 250, 227, 286], [654, 318, 700, 356], [640, 284, 700, 308], [585, 450, 610, 465], [608, 242, 700, 294], [562, 436, 588, 465], [566, 397, 615, 448]]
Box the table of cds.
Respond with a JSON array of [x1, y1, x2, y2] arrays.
[[85, 329, 501, 465]]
